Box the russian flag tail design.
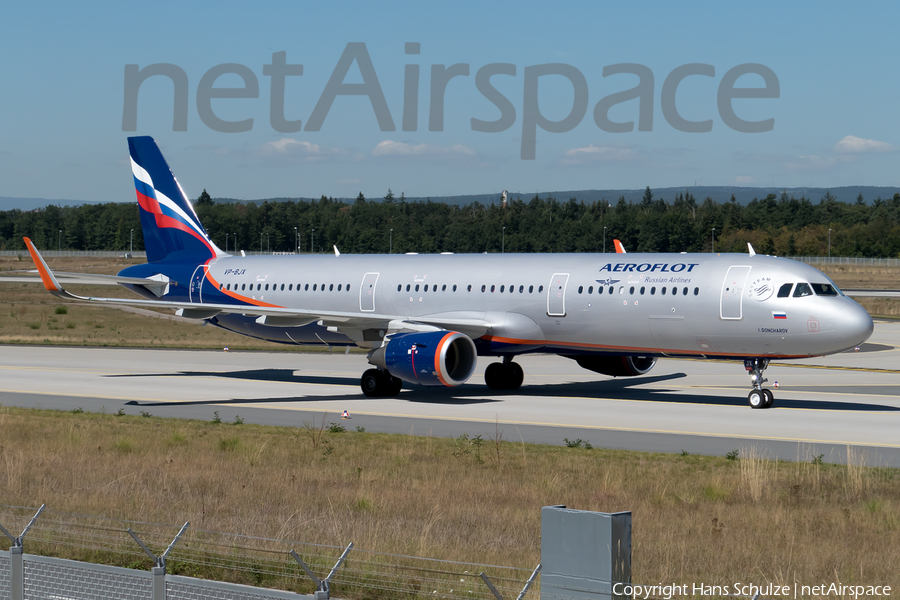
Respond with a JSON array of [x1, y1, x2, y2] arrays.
[[128, 136, 223, 263]]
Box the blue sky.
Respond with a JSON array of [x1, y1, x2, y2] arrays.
[[2, 1, 899, 204]]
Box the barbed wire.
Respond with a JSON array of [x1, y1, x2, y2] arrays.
[[0, 505, 536, 600]]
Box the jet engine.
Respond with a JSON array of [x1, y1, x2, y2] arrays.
[[369, 330, 478, 387], [568, 355, 657, 377]]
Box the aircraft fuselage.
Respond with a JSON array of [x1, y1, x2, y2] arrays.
[[119, 251, 873, 361]]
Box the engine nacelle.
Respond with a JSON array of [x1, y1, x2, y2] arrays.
[[569, 355, 657, 377], [370, 330, 478, 387]]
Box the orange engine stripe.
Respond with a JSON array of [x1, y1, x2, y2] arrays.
[[434, 332, 454, 386]]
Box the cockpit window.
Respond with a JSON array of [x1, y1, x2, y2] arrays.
[[793, 282, 813, 298], [777, 283, 793, 298], [812, 283, 839, 296]]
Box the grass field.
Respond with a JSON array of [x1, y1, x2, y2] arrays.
[[0, 407, 898, 596]]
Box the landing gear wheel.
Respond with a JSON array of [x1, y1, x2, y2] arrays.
[[384, 374, 403, 397], [361, 369, 385, 397], [484, 361, 524, 390], [484, 362, 506, 390], [748, 389, 765, 409], [508, 362, 524, 390], [744, 358, 772, 410]]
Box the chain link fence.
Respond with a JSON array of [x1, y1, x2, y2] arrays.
[[0, 505, 537, 600]]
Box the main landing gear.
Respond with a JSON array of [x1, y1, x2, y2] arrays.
[[484, 357, 524, 391], [744, 358, 774, 409], [360, 369, 403, 398]]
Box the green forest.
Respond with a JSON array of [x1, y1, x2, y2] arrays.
[[4, 188, 900, 257]]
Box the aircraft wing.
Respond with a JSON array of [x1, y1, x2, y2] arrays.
[[22, 238, 492, 339], [0, 271, 171, 286]]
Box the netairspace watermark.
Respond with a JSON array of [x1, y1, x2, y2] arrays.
[[122, 42, 779, 159], [613, 582, 893, 600]]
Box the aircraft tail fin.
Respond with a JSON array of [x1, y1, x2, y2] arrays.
[[128, 136, 223, 263]]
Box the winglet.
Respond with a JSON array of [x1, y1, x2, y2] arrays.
[[23, 238, 64, 292], [613, 239, 627, 254]]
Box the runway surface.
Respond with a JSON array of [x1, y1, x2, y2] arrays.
[[2, 322, 899, 465]]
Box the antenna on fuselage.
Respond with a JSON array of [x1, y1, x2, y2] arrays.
[[747, 243, 756, 257]]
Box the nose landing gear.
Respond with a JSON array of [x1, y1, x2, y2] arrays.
[[745, 358, 774, 409]]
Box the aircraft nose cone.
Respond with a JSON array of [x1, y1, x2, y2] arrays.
[[840, 300, 874, 347]]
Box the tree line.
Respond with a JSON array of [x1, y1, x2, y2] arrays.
[[3, 187, 900, 258]]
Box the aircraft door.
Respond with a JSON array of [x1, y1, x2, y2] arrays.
[[360, 272, 379, 312], [190, 265, 208, 303], [547, 273, 569, 317], [720, 265, 751, 320]]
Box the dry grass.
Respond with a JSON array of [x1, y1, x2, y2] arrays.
[[0, 407, 898, 592]]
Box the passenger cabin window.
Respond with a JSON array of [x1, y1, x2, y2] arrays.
[[812, 283, 839, 296], [777, 283, 793, 298], [793, 283, 813, 298]]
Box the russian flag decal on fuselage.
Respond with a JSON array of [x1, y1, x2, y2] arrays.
[[772, 311, 787, 320]]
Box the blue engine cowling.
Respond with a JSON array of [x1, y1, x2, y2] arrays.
[[372, 330, 478, 387]]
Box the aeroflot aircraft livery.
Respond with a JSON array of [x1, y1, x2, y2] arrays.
[[24, 137, 874, 409]]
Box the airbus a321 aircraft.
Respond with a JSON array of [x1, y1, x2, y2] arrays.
[[24, 137, 874, 409]]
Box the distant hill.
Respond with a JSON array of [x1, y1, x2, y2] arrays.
[[212, 186, 900, 207], [0, 196, 102, 211], [5, 185, 899, 212]]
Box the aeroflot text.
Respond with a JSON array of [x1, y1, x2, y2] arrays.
[[599, 263, 699, 273], [611, 582, 892, 599]]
